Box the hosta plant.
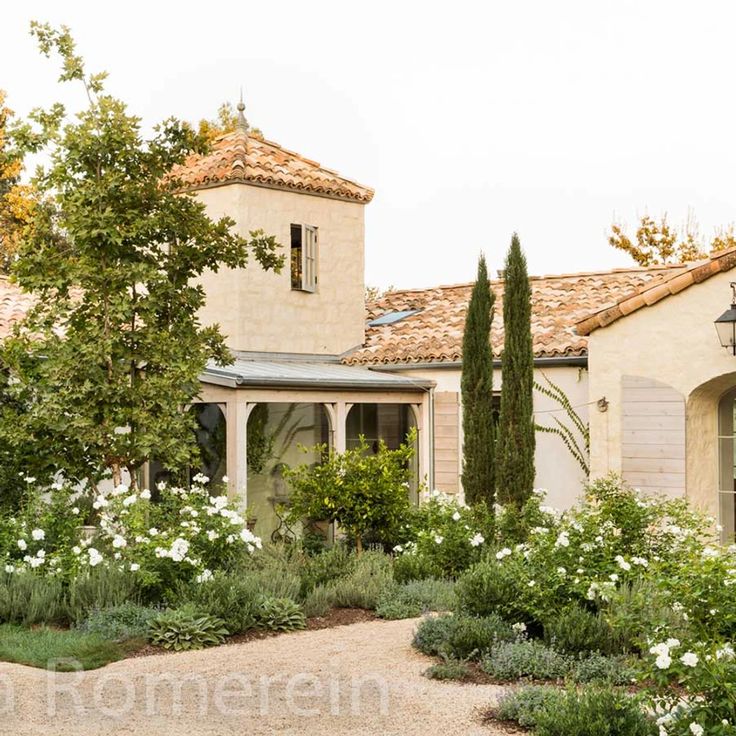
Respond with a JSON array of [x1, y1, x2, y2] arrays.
[[255, 597, 306, 632], [148, 606, 229, 651]]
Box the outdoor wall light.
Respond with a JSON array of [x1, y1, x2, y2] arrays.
[[715, 282, 736, 355]]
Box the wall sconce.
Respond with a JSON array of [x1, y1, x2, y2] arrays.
[[715, 282, 736, 355]]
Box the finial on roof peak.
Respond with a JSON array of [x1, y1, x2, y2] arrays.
[[237, 88, 248, 133]]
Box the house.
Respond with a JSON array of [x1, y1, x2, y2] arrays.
[[3, 100, 736, 543]]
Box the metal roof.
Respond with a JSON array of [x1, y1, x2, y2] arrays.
[[201, 357, 434, 391]]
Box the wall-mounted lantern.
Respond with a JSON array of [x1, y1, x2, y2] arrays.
[[715, 283, 736, 356]]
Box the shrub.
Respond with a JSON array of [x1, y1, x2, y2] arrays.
[[148, 605, 229, 651], [299, 544, 354, 596], [66, 565, 140, 622], [481, 640, 570, 681], [78, 603, 159, 641], [533, 686, 655, 736], [570, 653, 636, 685], [397, 493, 492, 578], [255, 597, 306, 632], [494, 685, 565, 729], [327, 551, 393, 609], [445, 615, 515, 661], [544, 603, 616, 655], [302, 584, 338, 618], [412, 615, 459, 657], [167, 572, 260, 634], [376, 579, 455, 620], [285, 432, 416, 552], [454, 557, 531, 622], [423, 658, 472, 681], [412, 613, 514, 661], [0, 572, 66, 625], [393, 552, 439, 583]]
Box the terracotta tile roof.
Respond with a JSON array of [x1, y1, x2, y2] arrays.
[[576, 247, 736, 336], [344, 264, 688, 365], [0, 277, 35, 339], [170, 129, 374, 203]]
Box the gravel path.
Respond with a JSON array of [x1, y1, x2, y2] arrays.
[[0, 618, 511, 736]]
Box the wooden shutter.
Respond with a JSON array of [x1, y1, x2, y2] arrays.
[[434, 391, 460, 493]]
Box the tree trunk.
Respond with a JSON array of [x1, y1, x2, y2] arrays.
[[355, 535, 363, 556]]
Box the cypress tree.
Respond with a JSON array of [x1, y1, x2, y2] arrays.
[[460, 253, 496, 506], [496, 233, 536, 506]]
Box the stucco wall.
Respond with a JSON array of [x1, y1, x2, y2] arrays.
[[195, 184, 366, 355], [587, 269, 736, 517], [394, 365, 590, 509]]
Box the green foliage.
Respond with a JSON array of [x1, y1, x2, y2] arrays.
[[544, 603, 617, 655], [148, 605, 229, 651], [460, 253, 496, 505], [376, 579, 456, 620], [0, 572, 66, 625], [302, 584, 338, 618], [326, 551, 393, 609], [392, 551, 439, 583], [397, 492, 492, 578], [255, 597, 306, 632], [168, 572, 260, 634], [412, 613, 514, 660], [298, 543, 355, 596], [454, 556, 531, 622], [423, 657, 472, 681], [534, 370, 590, 476], [443, 614, 515, 661], [0, 623, 134, 670], [66, 565, 140, 622], [2, 24, 283, 486], [533, 686, 655, 736], [494, 685, 565, 729], [570, 653, 636, 685], [78, 603, 159, 641], [481, 639, 571, 681], [285, 432, 416, 553], [496, 233, 535, 506], [412, 615, 459, 657]]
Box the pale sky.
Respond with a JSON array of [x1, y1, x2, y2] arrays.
[[3, 1, 736, 288]]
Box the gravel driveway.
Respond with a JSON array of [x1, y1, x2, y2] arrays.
[[0, 618, 510, 736]]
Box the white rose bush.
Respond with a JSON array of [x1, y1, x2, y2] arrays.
[[0, 474, 261, 596]]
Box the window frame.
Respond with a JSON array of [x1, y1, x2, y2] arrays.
[[290, 223, 318, 293]]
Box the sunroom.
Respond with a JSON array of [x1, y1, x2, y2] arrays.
[[164, 354, 434, 542]]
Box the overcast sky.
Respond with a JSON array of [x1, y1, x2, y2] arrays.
[[3, 1, 736, 288]]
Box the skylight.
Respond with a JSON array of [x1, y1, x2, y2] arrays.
[[368, 309, 420, 327]]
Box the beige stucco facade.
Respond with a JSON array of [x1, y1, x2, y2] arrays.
[[587, 268, 736, 525], [195, 183, 366, 355], [383, 364, 590, 509]]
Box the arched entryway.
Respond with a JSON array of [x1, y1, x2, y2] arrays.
[[687, 371, 736, 543]]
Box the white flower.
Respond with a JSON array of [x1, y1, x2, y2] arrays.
[[112, 483, 129, 496], [615, 555, 631, 572], [221, 475, 229, 483], [556, 566, 567, 575], [92, 495, 108, 510], [72, 546, 81, 555], [512, 622, 527, 633], [433, 535, 444, 545], [139, 489, 151, 500], [24, 476, 36, 483], [87, 548, 103, 567], [655, 653, 672, 670], [631, 556, 648, 567], [609, 573, 619, 582], [689, 724, 704, 736], [4, 564, 14, 573], [148, 528, 159, 536], [665, 638, 680, 649], [555, 532, 570, 548], [130, 563, 140, 572], [112, 535, 127, 549], [71, 506, 80, 515], [452, 511, 461, 521], [716, 644, 734, 660], [122, 494, 137, 507], [207, 530, 220, 541], [31, 528, 45, 541], [469, 533, 484, 547], [169, 538, 190, 562], [495, 547, 512, 560], [17, 539, 27, 551], [527, 580, 536, 587], [680, 652, 699, 667], [196, 569, 213, 583], [393, 544, 404, 553]]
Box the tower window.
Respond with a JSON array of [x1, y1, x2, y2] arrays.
[[291, 224, 318, 292]]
